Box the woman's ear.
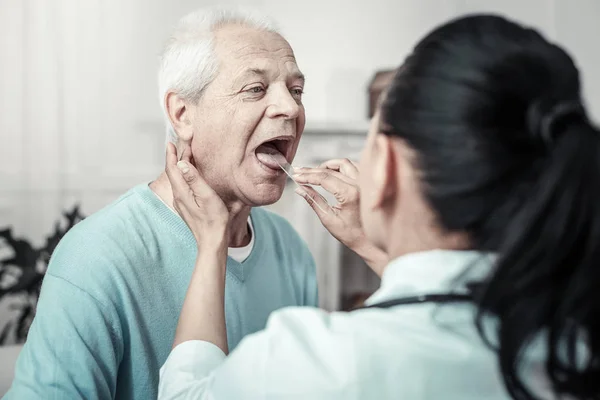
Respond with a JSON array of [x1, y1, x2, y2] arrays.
[[165, 91, 194, 142], [370, 134, 398, 210]]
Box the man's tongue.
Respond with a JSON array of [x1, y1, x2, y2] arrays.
[[255, 143, 287, 169]]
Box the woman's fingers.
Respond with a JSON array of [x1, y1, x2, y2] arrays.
[[292, 169, 358, 204], [294, 186, 333, 220], [179, 143, 193, 163], [165, 143, 230, 245], [318, 158, 359, 179], [295, 167, 354, 185], [165, 143, 190, 196], [165, 143, 213, 210]]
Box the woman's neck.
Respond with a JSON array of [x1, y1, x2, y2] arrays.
[[384, 217, 470, 264]]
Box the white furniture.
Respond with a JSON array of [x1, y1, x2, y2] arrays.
[[0, 344, 22, 396]]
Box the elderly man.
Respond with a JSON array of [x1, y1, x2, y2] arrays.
[[5, 7, 317, 400]]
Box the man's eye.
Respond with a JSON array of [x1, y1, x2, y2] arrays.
[[291, 88, 304, 97], [247, 86, 264, 94]]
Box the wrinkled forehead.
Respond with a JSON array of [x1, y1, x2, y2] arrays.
[[213, 25, 303, 82]]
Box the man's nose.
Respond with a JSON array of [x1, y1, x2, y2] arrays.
[[266, 85, 301, 120]]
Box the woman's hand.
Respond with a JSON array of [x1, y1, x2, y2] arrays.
[[292, 159, 388, 275], [293, 159, 363, 248], [165, 142, 229, 352], [165, 142, 229, 250]]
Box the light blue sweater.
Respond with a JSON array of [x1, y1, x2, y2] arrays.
[[5, 183, 318, 400]]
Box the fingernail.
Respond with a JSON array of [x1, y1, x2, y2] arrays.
[[292, 173, 301, 179], [177, 161, 189, 174]]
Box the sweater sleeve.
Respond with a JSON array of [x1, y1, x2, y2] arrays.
[[4, 273, 123, 400]]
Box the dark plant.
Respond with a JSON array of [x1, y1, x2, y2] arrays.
[[0, 205, 85, 344]]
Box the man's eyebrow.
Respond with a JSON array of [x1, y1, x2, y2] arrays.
[[291, 71, 305, 85], [233, 68, 267, 83], [233, 68, 267, 86], [236, 68, 305, 84]]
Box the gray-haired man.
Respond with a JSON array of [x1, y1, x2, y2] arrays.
[[6, 7, 317, 400]]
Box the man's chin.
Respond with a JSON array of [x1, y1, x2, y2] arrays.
[[240, 183, 285, 207]]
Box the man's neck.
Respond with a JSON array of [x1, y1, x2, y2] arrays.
[[150, 172, 252, 248]]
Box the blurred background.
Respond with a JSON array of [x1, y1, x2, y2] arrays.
[[1, 0, 599, 365]]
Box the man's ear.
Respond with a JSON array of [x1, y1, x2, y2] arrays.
[[371, 134, 398, 210], [165, 91, 194, 142]]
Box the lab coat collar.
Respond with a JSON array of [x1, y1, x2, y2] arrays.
[[365, 249, 495, 306]]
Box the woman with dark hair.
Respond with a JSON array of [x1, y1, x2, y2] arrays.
[[158, 14, 598, 400]]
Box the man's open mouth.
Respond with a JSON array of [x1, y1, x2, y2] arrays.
[[255, 138, 292, 170]]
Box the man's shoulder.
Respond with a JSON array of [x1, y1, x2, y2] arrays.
[[58, 185, 149, 245], [46, 185, 159, 281]]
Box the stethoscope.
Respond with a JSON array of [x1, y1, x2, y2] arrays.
[[361, 293, 473, 309]]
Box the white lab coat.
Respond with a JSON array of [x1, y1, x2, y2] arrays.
[[158, 250, 548, 400]]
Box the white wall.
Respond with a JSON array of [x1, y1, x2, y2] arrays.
[[1, 0, 599, 263], [1, 0, 600, 243]]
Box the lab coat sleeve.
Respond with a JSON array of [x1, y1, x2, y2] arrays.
[[158, 307, 358, 400]]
